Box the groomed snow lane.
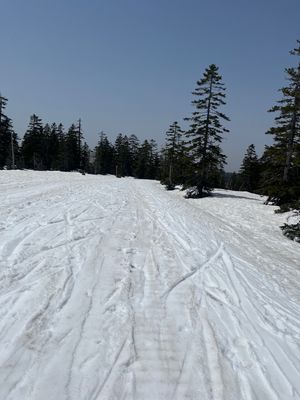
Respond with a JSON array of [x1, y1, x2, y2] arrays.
[[0, 171, 299, 400]]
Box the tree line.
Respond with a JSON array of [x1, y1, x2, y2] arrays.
[[0, 102, 161, 179], [0, 40, 299, 239]]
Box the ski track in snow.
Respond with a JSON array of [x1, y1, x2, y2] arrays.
[[0, 170, 300, 400]]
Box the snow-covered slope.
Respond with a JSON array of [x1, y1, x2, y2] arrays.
[[0, 170, 299, 400]]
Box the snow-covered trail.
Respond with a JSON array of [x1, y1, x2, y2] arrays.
[[0, 171, 299, 400]]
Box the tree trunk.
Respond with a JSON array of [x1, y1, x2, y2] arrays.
[[168, 162, 173, 186], [198, 73, 213, 195]]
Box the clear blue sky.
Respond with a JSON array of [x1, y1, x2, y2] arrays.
[[1, 0, 299, 171]]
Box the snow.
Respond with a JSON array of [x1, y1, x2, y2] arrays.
[[0, 170, 299, 400]]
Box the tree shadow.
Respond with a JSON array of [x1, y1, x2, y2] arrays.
[[212, 192, 262, 201]]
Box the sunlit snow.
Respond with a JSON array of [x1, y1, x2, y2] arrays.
[[0, 170, 299, 400]]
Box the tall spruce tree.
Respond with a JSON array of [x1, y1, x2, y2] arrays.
[[42, 123, 52, 169], [76, 119, 84, 169], [56, 123, 67, 170], [0, 95, 9, 168], [239, 144, 260, 192], [65, 123, 80, 171], [128, 134, 140, 177], [48, 123, 60, 169], [135, 139, 159, 179], [22, 114, 44, 169], [149, 139, 160, 179], [185, 64, 229, 197], [262, 40, 300, 206], [0, 95, 18, 169], [95, 131, 114, 174], [163, 121, 184, 189], [114, 134, 130, 177], [81, 142, 90, 172]]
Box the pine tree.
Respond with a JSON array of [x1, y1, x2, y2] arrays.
[[149, 139, 160, 179], [56, 123, 67, 170], [135, 139, 159, 179], [65, 124, 80, 171], [263, 40, 300, 206], [122, 135, 133, 176], [95, 131, 114, 174], [114, 134, 125, 177], [42, 123, 52, 169], [0, 95, 18, 169], [239, 144, 260, 192], [48, 123, 60, 169], [76, 119, 84, 170], [128, 134, 140, 177], [0, 95, 9, 168], [114, 134, 132, 177], [184, 64, 229, 197], [22, 114, 44, 169], [163, 121, 184, 189], [81, 142, 90, 173], [135, 140, 151, 179], [61, 119, 84, 171]]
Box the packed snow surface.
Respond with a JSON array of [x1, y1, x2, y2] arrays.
[[0, 170, 300, 400]]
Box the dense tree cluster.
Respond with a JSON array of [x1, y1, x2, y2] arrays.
[[1, 40, 299, 241], [94, 132, 160, 179], [0, 102, 161, 179]]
